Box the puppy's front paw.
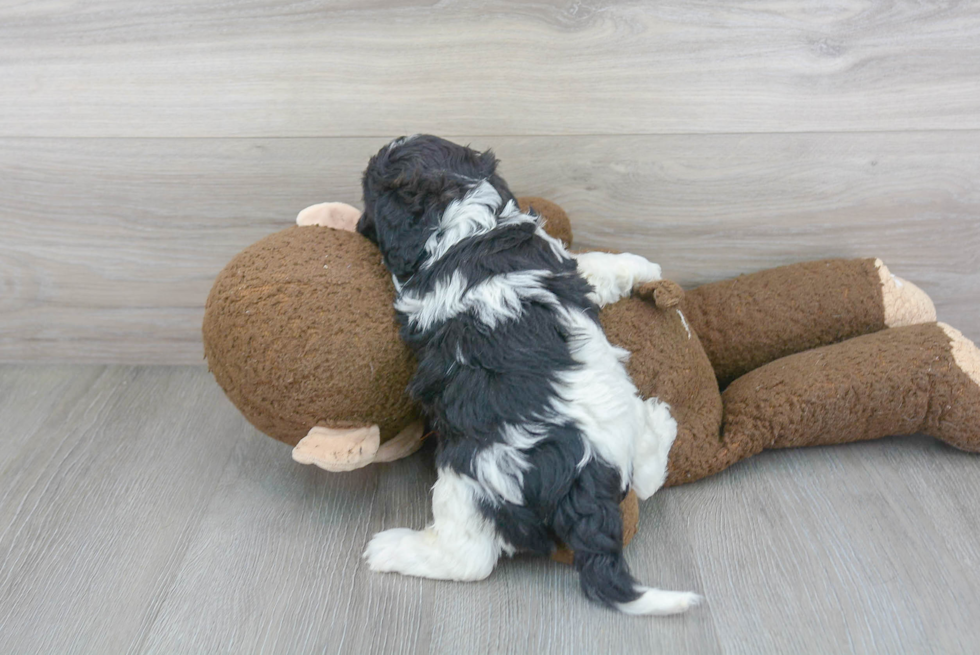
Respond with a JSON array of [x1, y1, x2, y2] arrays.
[[623, 254, 661, 287], [363, 528, 425, 574]]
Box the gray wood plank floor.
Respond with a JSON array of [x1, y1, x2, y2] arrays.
[[1, 365, 978, 654]]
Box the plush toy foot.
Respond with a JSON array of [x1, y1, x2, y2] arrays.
[[942, 323, 980, 386], [875, 259, 936, 327], [932, 323, 980, 452], [292, 425, 380, 471], [719, 322, 980, 465], [296, 202, 362, 231]]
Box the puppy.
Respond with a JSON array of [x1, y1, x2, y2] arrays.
[[356, 135, 700, 615]]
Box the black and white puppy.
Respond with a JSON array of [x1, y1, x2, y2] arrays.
[[357, 135, 699, 615]]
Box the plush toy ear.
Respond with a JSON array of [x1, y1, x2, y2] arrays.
[[296, 202, 362, 231], [517, 196, 573, 247]]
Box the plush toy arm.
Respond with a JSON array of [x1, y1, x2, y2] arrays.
[[680, 258, 936, 387], [635, 279, 684, 309], [573, 251, 662, 307]]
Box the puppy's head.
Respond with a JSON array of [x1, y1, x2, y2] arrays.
[[358, 135, 516, 281]]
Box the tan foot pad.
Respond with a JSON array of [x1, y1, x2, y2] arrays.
[[292, 425, 380, 472], [940, 323, 980, 387], [876, 259, 936, 327]]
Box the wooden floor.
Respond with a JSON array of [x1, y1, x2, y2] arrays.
[[0, 364, 978, 655]]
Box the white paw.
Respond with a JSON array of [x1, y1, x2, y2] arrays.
[[610, 252, 661, 285], [629, 256, 662, 287], [575, 251, 662, 307], [363, 526, 497, 581], [617, 588, 703, 616], [363, 528, 424, 574]]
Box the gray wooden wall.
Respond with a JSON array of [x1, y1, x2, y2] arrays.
[[2, 1, 978, 363]]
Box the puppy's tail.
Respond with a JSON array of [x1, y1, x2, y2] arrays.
[[553, 462, 701, 616], [574, 552, 701, 616]]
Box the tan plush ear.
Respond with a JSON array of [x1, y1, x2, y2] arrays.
[[292, 425, 381, 471], [375, 420, 428, 463], [291, 421, 428, 471], [296, 202, 362, 231], [517, 196, 573, 247]]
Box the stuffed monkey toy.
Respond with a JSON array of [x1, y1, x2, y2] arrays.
[[203, 198, 980, 556]]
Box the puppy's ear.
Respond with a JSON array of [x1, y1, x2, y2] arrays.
[[475, 148, 517, 207], [356, 210, 377, 243], [371, 192, 435, 280]]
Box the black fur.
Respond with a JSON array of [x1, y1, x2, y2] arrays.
[[358, 135, 516, 283], [359, 134, 644, 609]]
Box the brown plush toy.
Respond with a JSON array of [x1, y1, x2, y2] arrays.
[[203, 197, 980, 557]]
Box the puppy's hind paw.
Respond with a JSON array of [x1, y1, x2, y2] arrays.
[[363, 528, 421, 574]]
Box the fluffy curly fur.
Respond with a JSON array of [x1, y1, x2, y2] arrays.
[[357, 135, 699, 615]]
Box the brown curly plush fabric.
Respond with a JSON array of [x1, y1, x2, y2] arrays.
[[203, 212, 980, 561], [724, 322, 980, 450], [518, 196, 573, 247], [682, 258, 887, 388], [203, 226, 417, 446]]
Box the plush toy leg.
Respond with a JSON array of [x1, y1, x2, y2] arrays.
[[702, 323, 980, 481], [681, 258, 936, 387]]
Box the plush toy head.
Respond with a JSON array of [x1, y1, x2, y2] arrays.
[[203, 226, 417, 446], [203, 196, 576, 451]]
